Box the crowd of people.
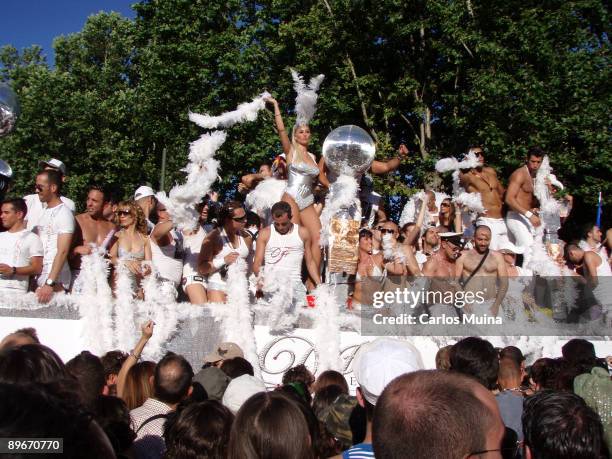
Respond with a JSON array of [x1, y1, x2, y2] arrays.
[[0, 139, 609, 326], [0, 325, 610, 458]]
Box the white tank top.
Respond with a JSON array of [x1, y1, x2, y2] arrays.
[[264, 224, 304, 283], [182, 224, 212, 278], [595, 251, 612, 277], [151, 227, 183, 284], [212, 228, 250, 267]]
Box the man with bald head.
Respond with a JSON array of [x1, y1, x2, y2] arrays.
[[455, 225, 508, 317], [130, 352, 194, 459], [373, 370, 506, 459]]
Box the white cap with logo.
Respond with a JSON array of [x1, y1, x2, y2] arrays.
[[134, 185, 155, 201]]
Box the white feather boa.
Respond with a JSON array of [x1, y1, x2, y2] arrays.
[[159, 131, 225, 231], [398, 191, 448, 228], [188, 92, 271, 129], [291, 69, 325, 126], [308, 283, 341, 371], [435, 151, 480, 174], [244, 178, 287, 220], [320, 175, 359, 247]]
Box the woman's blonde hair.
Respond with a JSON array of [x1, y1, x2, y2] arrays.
[[114, 200, 148, 235], [291, 124, 310, 164], [122, 361, 155, 410]]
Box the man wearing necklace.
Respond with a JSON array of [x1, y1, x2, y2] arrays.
[[459, 146, 511, 250], [505, 147, 545, 266], [32, 169, 75, 303]]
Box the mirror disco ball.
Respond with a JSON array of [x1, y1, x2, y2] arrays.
[[0, 83, 20, 138], [322, 125, 375, 177]]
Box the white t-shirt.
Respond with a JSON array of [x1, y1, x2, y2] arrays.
[[24, 194, 76, 230], [0, 230, 43, 293], [32, 203, 75, 288]]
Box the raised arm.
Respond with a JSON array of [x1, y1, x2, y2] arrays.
[[265, 97, 292, 157], [117, 320, 154, 399], [370, 144, 409, 175], [150, 221, 174, 246], [404, 199, 428, 246]]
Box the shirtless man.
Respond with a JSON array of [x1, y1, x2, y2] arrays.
[[70, 186, 116, 290], [455, 226, 508, 317], [505, 147, 545, 266], [238, 162, 273, 194], [422, 232, 464, 316], [459, 146, 511, 250]]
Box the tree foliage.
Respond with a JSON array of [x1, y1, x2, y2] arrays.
[[0, 0, 609, 228]]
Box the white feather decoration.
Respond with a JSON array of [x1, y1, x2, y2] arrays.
[[455, 191, 486, 214], [160, 130, 225, 231], [244, 178, 287, 221], [188, 92, 271, 129], [319, 175, 359, 247], [534, 155, 561, 214], [113, 261, 137, 351], [291, 69, 325, 126], [308, 283, 341, 371]]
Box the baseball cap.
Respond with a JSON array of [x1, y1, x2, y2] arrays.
[[39, 158, 67, 176], [204, 342, 244, 363], [352, 338, 424, 405], [134, 185, 155, 201], [222, 374, 267, 413]]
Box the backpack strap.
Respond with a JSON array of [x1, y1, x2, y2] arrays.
[[136, 414, 168, 434]]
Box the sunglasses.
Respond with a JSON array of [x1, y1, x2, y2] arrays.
[[232, 215, 247, 222], [474, 151, 484, 157], [35, 184, 45, 191], [116, 210, 132, 217], [441, 202, 451, 207], [380, 228, 395, 235]]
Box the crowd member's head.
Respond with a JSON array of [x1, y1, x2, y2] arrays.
[[218, 200, 247, 234], [66, 351, 108, 410], [421, 226, 440, 253], [582, 223, 602, 246], [222, 374, 267, 414], [227, 391, 313, 459], [100, 350, 128, 396], [85, 185, 109, 219], [114, 200, 147, 234], [292, 124, 312, 153], [561, 338, 597, 366], [313, 370, 349, 395], [450, 337, 499, 390], [526, 146, 545, 174], [373, 370, 505, 459], [435, 345, 453, 370], [468, 145, 485, 167], [425, 190, 436, 209], [221, 357, 254, 379], [565, 242, 585, 265], [282, 364, 315, 393], [154, 353, 194, 407], [399, 222, 416, 245], [196, 197, 210, 224], [0, 383, 116, 459], [35, 169, 63, 203], [259, 162, 273, 178], [204, 342, 244, 368], [498, 358, 523, 391], [358, 228, 374, 255], [529, 358, 562, 392], [379, 220, 400, 244], [102, 187, 122, 221], [192, 366, 231, 402], [123, 360, 155, 410], [0, 326, 40, 349], [0, 197, 27, 231], [164, 400, 234, 459], [245, 211, 261, 237], [312, 384, 356, 452], [500, 346, 526, 376], [439, 232, 463, 261], [473, 225, 492, 254], [134, 185, 156, 219], [271, 201, 293, 234], [39, 157, 68, 177], [353, 338, 424, 431], [93, 395, 136, 457], [522, 390, 606, 459], [0, 343, 70, 385]]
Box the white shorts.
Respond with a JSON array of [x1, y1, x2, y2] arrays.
[[182, 275, 207, 289], [506, 211, 535, 265]]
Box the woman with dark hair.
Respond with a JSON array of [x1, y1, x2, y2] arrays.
[[437, 198, 462, 233], [228, 391, 313, 459], [198, 201, 252, 303], [313, 370, 349, 395], [352, 229, 385, 309], [109, 200, 152, 298], [164, 400, 233, 459]]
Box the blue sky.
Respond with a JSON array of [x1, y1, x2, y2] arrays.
[[0, 1, 136, 66]]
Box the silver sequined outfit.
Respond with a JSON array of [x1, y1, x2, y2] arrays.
[[285, 162, 319, 210]]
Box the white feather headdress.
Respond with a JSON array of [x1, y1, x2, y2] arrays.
[[291, 69, 324, 127]]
